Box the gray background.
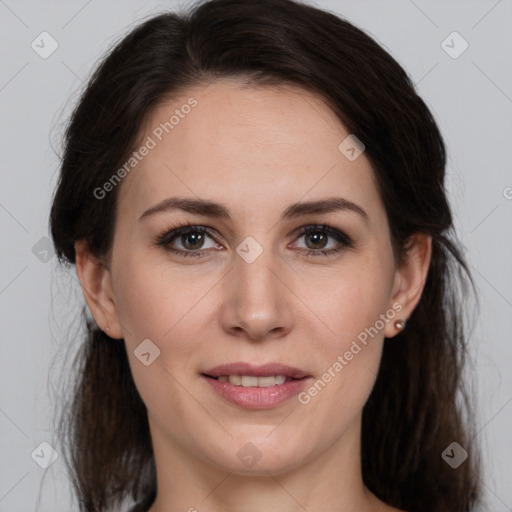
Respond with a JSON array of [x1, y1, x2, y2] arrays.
[[1, 0, 511, 510]]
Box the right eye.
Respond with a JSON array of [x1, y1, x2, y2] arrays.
[[156, 224, 224, 259]]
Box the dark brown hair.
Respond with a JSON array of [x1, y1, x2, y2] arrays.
[[49, 0, 482, 510]]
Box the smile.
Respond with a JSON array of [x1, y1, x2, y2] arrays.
[[201, 362, 311, 409]]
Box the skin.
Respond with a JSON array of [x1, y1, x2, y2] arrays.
[[75, 80, 431, 512]]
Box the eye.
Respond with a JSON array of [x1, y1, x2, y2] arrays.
[[292, 225, 354, 257], [156, 223, 354, 260], [156, 224, 222, 258]]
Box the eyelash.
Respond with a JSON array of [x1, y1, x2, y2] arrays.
[[155, 222, 354, 259]]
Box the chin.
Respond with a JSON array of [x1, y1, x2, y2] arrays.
[[201, 431, 314, 476]]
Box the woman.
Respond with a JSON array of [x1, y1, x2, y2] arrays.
[[49, 0, 482, 510]]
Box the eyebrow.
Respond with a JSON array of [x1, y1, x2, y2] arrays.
[[138, 196, 369, 224]]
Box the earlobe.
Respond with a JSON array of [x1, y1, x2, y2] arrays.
[[74, 240, 123, 339], [384, 234, 432, 339]]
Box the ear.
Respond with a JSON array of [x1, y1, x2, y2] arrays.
[[74, 240, 123, 339], [384, 233, 432, 338]]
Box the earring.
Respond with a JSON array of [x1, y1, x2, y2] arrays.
[[105, 326, 110, 332], [394, 319, 406, 330]]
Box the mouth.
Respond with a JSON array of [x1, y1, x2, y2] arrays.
[[202, 361, 310, 383], [200, 362, 312, 409], [202, 374, 308, 387]]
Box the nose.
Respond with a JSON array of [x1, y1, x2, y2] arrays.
[[219, 242, 294, 342]]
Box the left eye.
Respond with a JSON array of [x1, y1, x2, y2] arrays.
[[295, 227, 341, 251]]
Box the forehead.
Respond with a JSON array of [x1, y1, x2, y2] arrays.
[[117, 80, 382, 222]]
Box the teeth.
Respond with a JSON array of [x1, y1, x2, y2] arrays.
[[241, 375, 258, 387], [215, 375, 288, 387], [229, 375, 242, 385], [257, 376, 279, 387]]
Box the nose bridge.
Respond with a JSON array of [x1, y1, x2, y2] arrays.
[[234, 235, 281, 305], [221, 234, 293, 339], [234, 237, 276, 297]]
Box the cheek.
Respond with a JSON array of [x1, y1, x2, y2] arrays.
[[111, 257, 212, 413], [293, 281, 388, 446], [111, 255, 219, 398], [293, 253, 394, 403], [113, 251, 211, 339], [296, 254, 394, 347], [308, 281, 386, 397]]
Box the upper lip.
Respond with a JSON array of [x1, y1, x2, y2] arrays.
[[203, 362, 311, 379]]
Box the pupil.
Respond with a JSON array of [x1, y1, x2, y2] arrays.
[[183, 232, 204, 250], [307, 232, 327, 249]]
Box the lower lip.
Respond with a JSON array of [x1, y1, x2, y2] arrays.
[[201, 375, 310, 409]]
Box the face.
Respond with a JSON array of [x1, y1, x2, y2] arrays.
[[94, 80, 412, 475]]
